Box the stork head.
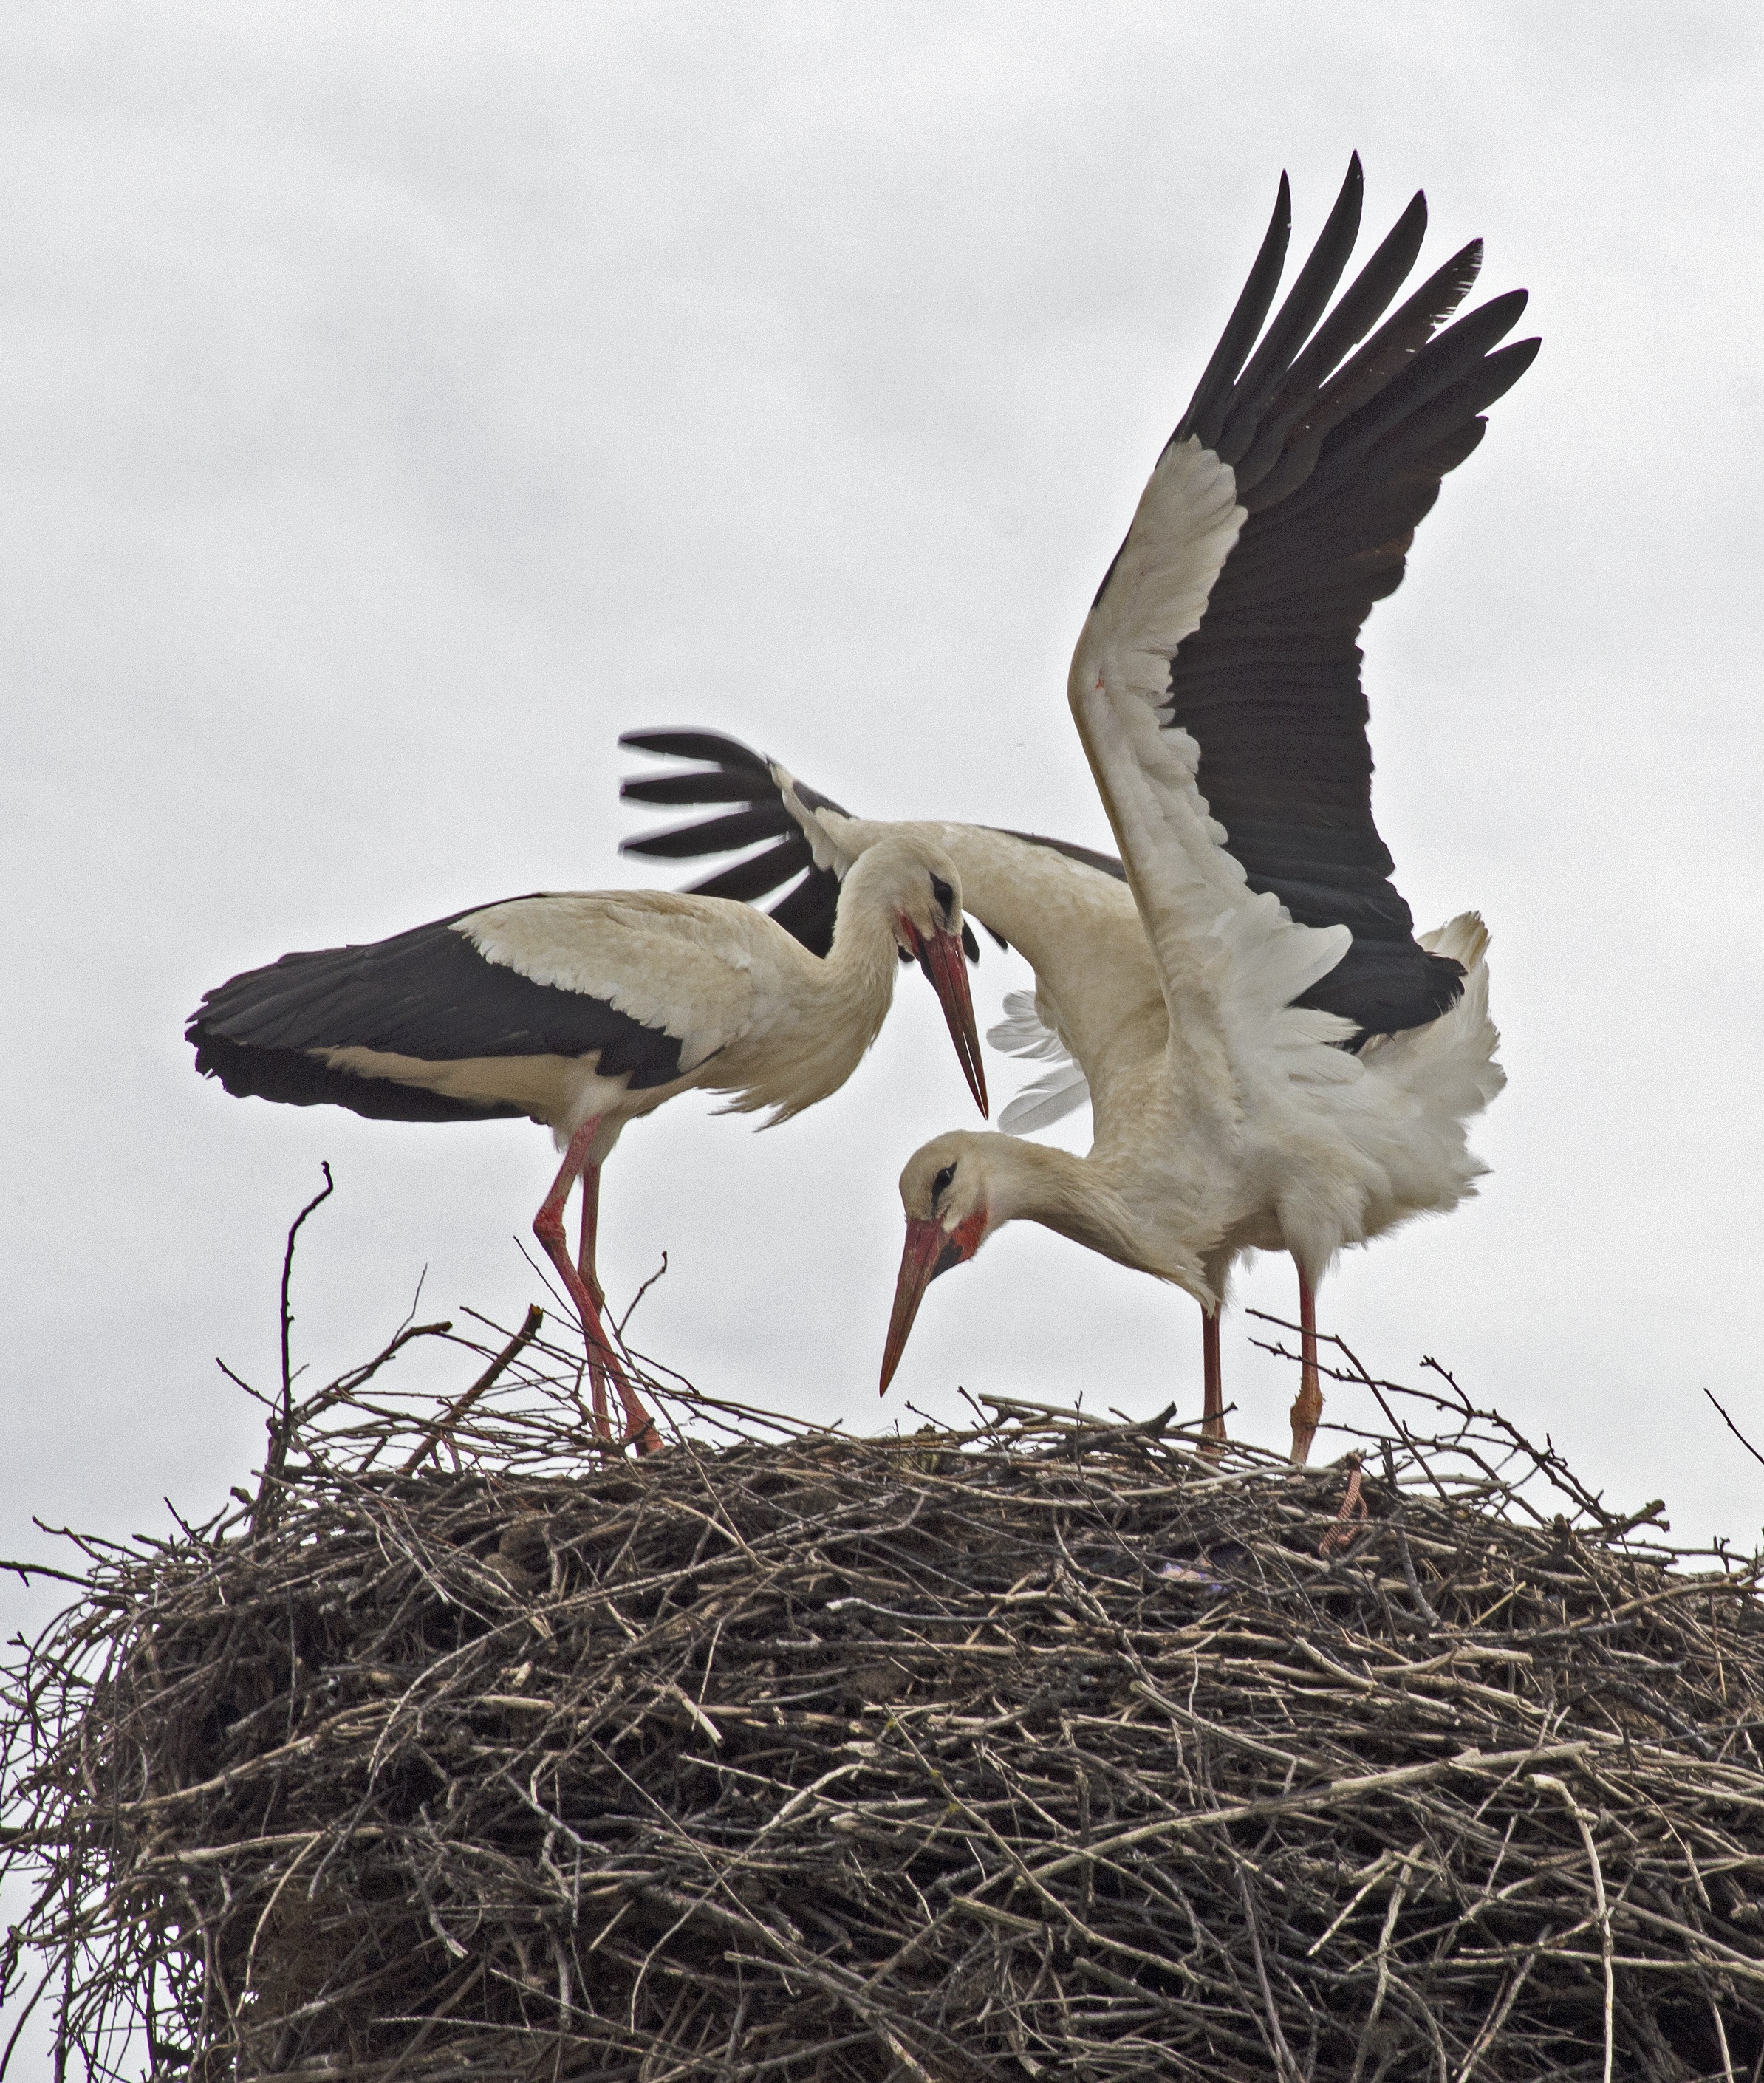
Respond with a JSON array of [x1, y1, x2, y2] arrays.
[[879, 1130, 998, 1395], [845, 838, 988, 1118]]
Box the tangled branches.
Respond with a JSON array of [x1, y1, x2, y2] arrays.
[[4, 1297, 1764, 2079]]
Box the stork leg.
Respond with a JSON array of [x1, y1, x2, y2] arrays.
[[576, 1163, 609, 1435], [1288, 1265, 1322, 1465], [578, 1163, 605, 1310], [1200, 1307, 1225, 1454], [533, 1118, 662, 1455]]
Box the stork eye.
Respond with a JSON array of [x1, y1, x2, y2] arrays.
[[930, 874, 954, 922], [931, 1163, 957, 1201]]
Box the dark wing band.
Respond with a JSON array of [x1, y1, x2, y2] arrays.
[[1149, 155, 1538, 1036], [188, 906, 687, 1121]]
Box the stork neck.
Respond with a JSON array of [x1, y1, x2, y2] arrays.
[[729, 846, 915, 1118], [982, 1138, 1147, 1270], [821, 852, 915, 1005]]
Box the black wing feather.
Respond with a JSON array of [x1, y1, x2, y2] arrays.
[[1232, 194, 1431, 500], [617, 729, 771, 773], [684, 838, 817, 904], [1176, 175, 1293, 451], [619, 770, 782, 808], [1283, 290, 1530, 518], [764, 866, 845, 958], [1147, 163, 1538, 1037], [988, 830, 1127, 884], [1214, 155, 1364, 468], [621, 806, 796, 860]]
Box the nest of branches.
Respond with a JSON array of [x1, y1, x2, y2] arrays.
[[5, 1226, 1764, 2081]]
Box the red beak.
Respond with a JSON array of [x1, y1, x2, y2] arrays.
[[879, 1210, 985, 1397], [911, 926, 988, 1118]]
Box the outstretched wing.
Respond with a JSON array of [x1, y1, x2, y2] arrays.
[[619, 729, 856, 958], [1071, 155, 1538, 1046]]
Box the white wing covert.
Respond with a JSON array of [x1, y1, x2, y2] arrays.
[[1069, 435, 1355, 1084]]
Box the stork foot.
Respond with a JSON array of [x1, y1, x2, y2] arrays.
[[557, 1265, 666, 1458], [582, 1282, 663, 1453], [1288, 1381, 1323, 1467], [619, 1406, 663, 1456]]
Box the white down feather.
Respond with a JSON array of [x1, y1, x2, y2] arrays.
[[989, 988, 1093, 1134]]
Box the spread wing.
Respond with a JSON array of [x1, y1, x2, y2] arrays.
[[1070, 154, 1538, 1050], [619, 729, 855, 957]]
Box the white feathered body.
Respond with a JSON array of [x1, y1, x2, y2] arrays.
[[310, 890, 903, 1164]]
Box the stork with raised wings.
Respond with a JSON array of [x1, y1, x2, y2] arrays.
[[188, 832, 988, 1452], [623, 157, 1531, 1461]]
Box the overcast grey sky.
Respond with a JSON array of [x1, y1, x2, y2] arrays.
[[4, 0, 1762, 1662]]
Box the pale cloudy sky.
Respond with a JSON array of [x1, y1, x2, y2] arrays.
[[4, 0, 1761, 1640]]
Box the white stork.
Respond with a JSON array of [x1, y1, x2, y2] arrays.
[[187, 827, 988, 1451], [623, 157, 1533, 1462]]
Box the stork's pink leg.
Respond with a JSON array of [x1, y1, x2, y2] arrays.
[[1288, 1265, 1322, 1465], [577, 1163, 605, 1310], [533, 1118, 662, 1455], [575, 1162, 609, 1435], [1200, 1307, 1225, 1455]]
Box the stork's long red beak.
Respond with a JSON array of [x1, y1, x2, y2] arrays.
[[912, 926, 988, 1118], [879, 1211, 983, 1396]]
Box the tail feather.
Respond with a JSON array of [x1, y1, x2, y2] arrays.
[[1361, 913, 1503, 1122], [1418, 909, 1490, 970]]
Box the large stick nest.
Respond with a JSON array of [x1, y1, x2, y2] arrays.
[[4, 1279, 1764, 2080]]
